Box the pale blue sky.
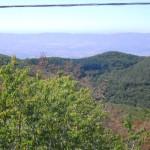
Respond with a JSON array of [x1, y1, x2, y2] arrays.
[[0, 0, 150, 33]]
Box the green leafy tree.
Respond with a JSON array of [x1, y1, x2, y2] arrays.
[[0, 61, 125, 149]]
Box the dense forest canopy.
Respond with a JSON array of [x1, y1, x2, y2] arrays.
[[0, 51, 149, 108], [0, 60, 126, 149]]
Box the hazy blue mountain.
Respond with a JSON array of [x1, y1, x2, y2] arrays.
[[0, 33, 150, 58]]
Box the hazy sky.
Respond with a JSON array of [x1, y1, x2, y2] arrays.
[[0, 0, 150, 33]]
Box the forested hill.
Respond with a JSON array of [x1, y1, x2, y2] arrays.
[[0, 54, 11, 65], [0, 51, 149, 108], [102, 57, 150, 108]]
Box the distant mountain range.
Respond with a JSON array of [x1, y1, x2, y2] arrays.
[[0, 51, 150, 108], [0, 33, 150, 58]]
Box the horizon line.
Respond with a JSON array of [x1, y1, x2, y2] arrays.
[[0, 32, 150, 34], [0, 51, 148, 60]]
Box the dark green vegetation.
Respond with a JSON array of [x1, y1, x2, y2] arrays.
[[0, 51, 150, 108], [0, 54, 11, 66], [105, 57, 150, 108]]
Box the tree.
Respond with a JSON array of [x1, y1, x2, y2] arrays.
[[0, 61, 124, 149], [0, 58, 36, 149]]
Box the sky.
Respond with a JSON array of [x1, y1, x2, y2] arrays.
[[0, 0, 150, 33]]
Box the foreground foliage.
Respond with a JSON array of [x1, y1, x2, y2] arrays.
[[0, 61, 125, 149]]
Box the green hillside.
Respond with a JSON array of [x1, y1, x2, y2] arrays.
[[104, 57, 150, 108], [74, 51, 143, 78], [0, 51, 149, 108], [0, 54, 11, 66]]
